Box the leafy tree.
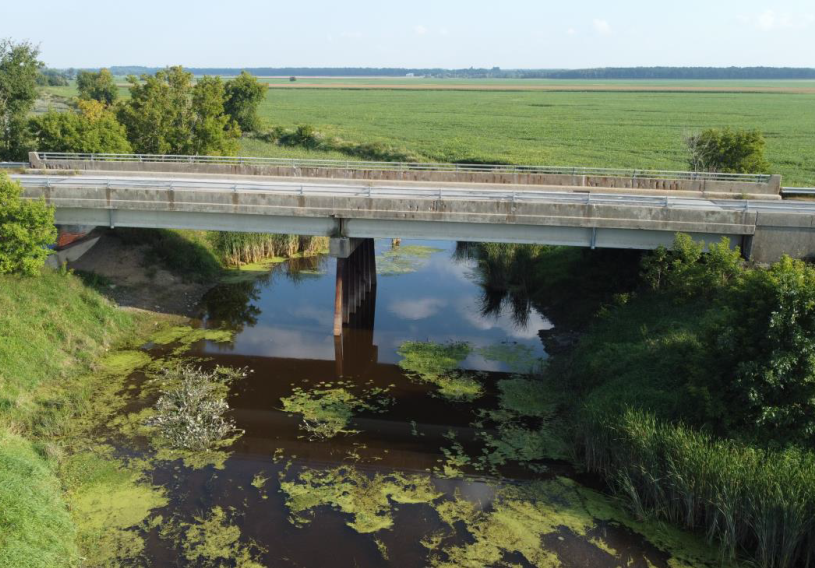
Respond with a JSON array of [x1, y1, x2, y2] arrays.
[[30, 100, 132, 153], [76, 68, 118, 105], [36, 68, 69, 87], [685, 127, 770, 174], [0, 39, 41, 160], [0, 173, 56, 275], [117, 66, 239, 155], [223, 71, 266, 132], [190, 76, 240, 155]]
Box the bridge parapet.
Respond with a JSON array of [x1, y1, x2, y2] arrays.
[[28, 152, 782, 197]]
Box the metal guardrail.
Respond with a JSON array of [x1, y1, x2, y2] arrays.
[[782, 187, 815, 196], [14, 175, 811, 214], [0, 162, 26, 169], [35, 152, 773, 184]]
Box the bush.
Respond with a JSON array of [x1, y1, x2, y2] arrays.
[[76, 69, 118, 105], [685, 127, 771, 174], [0, 174, 56, 276]]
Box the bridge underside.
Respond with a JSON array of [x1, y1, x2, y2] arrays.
[[53, 208, 744, 252]]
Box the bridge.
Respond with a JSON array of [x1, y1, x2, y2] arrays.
[[13, 152, 815, 334]]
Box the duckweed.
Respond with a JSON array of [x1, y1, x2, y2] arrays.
[[397, 341, 484, 401], [377, 245, 444, 276]]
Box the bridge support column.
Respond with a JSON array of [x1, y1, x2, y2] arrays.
[[331, 237, 377, 336]]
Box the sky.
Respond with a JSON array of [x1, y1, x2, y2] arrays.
[[1, 0, 814, 69]]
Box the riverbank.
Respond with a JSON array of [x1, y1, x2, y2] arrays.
[[0, 268, 181, 566]]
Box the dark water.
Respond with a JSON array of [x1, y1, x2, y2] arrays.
[[123, 240, 706, 568]]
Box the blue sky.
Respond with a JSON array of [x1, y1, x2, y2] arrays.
[[2, 0, 814, 69]]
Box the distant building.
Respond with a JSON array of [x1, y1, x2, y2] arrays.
[[405, 73, 415, 78]]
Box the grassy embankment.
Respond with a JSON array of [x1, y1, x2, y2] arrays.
[[0, 268, 176, 567], [467, 241, 815, 567]]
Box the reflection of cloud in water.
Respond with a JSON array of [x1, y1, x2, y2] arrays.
[[424, 253, 475, 283], [457, 298, 553, 340], [210, 325, 336, 360], [388, 297, 447, 320], [287, 303, 333, 328]]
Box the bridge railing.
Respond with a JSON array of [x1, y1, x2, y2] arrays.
[[0, 162, 26, 169], [34, 152, 773, 184], [782, 187, 815, 196]]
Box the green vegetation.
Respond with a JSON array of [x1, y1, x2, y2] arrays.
[[0, 173, 56, 275], [279, 381, 393, 439], [397, 341, 484, 401], [0, 39, 40, 160], [377, 244, 444, 276], [685, 127, 770, 173], [29, 99, 132, 154], [117, 67, 240, 155], [164, 506, 264, 567], [210, 232, 328, 267], [223, 70, 266, 132], [248, 88, 815, 185], [76, 69, 118, 106]]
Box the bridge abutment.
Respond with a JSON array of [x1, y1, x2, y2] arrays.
[[331, 237, 377, 336]]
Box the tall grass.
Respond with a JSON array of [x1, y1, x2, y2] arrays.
[[211, 233, 328, 266], [579, 408, 815, 568]]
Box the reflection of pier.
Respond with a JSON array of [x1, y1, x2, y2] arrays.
[[331, 237, 378, 376]]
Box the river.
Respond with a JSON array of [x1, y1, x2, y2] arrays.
[[100, 239, 724, 567]]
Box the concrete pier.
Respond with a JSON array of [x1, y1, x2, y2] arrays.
[[331, 237, 377, 336]]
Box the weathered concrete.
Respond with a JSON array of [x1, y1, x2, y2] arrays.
[[28, 153, 782, 196], [45, 235, 101, 268], [16, 173, 815, 263]]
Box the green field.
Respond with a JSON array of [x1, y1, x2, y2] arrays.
[[39, 80, 815, 186]]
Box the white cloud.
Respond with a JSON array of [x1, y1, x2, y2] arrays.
[[740, 10, 815, 30], [388, 297, 446, 320], [592, 19, 612, 35], [414, 25, 429, 36]]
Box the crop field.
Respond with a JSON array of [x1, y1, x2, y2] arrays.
[[40, 80, 815, 185], [250, 86, 815, 185]]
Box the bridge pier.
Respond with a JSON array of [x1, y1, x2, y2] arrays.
[[331, 238, 377, 336]]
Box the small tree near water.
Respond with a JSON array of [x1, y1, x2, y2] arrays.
[[0, 173, 56, 276]]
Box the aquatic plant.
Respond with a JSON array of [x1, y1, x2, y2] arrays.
[[279, 383, 393, 440], [211, 232, 328, 267], [579, 408, 815, 568], [145, 365, 246, 452], [279, 466, 442, 533], [397, 341, 484, 401], [377, 244, 444, 276]]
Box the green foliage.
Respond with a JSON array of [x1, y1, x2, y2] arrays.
[[29, 100, 132, 154], [0, 39, 41, 160], [210, 232, 327, 266], [685, 127, 771, 174], [36, 68, 69, 87], [113, 228, 223, 282], [641, 233, 743, 296], [580, 408, 815, 568], [223, 71, 266, 132], [117, 66, 240, 155], [76, 68, 118, 105], [0, 174, 56, 276]]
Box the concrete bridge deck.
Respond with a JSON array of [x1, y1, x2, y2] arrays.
[[13, 172, 815, 264]]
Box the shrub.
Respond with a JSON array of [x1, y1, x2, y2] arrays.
[[0, 173, 56, 276], [29, 100, 132, 154], [685, 127, 771, 174]]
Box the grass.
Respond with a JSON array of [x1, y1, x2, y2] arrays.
[[0, 268, 170, 567], [248, 87, 815, 185]]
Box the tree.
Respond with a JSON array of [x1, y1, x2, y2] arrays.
[[0, 39, 41, 160], [30, 100, 132, 154], [0, 173, 56, 275], [223, 71, 266, 132], [76, 68, 118, 105], [117, 66, 240, 155], [685, 128, 771, 174], [190, 76, 240, 155]]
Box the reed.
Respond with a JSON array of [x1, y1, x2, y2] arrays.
[[578, 408, 815, 568], [211, 233, 328, 266]]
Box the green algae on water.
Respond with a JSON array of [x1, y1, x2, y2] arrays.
[[377, 245, 444, 276], [280, 382, 393, 440], [426, 477, 730, 568], [148, 326, 235, 355], [397, 341, 484, 401], [279, 466, 442, 533], [161, 506, 265, 568]]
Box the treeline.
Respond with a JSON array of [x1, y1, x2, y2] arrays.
[[93, 66, 815, 80]]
